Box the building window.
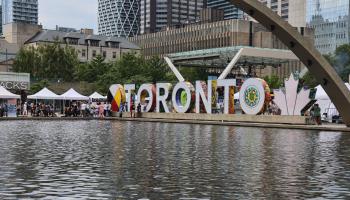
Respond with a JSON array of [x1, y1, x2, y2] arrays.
[[112, 52, 117, 58], [82, 49, 86, 57], [92, 50, 97, 57]]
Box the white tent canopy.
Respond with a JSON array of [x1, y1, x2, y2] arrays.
[[315, 83, 350, 100], [28, 87, 63, 100], [60, 88, 89, 101], [89, 92, 107, 100], [314, 83, 350, 121], [0, 86, 20, 99]]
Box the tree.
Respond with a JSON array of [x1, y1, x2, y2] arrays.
[[144, 56, 170, 83], [263, 75, 282, 89], [333, 44, 350, 81], [75, 55, 110, 82], [179, 67, 208, 81], [13, 42, 79, 81], [30, 79, 49, 94], [302, 71, 318, 88]]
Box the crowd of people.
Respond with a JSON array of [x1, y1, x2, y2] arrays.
[[64, 102, 112, 118]]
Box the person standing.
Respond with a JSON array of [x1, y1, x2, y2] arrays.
[[23, 102, 28, 116], [99, 103, 105, 118], [104, 102, 108, 117], [130, 101, 135, 118], [137, 103, 142, 118], [313, 104, 322, 125]]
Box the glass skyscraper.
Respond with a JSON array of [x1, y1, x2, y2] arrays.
[[98, 0, 140, 38], [207, 0, 244, 20], [1, 0, 38, 25], [306, 0, 350, 54]]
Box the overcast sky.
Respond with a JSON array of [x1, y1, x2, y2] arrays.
[[39, 0, 98, 33]]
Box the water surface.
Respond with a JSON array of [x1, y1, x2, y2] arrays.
[[0, 121, 349, 199]]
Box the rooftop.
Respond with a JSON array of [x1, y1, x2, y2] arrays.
[[26, 30, 140, 50], [167, 46, 299, 68]]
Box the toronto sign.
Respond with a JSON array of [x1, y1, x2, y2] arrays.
[[109, 78, 275, 115]]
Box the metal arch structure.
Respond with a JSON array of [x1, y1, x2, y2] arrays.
[[229, 0, 350, 126]]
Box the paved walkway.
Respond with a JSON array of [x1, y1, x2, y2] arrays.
[[2, 116, 350, 132]]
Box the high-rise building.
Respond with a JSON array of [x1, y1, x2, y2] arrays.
[[259, 0, 289, 21], [257, 0, 307, 27], [306, 0, 350, 54], [140, 0, 204, 34], [0, 3, 2, 35], [98, 0, 140, 38], [1, 0, 38, 25], [206, 0, 244, 20]]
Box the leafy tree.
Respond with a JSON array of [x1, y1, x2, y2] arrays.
[[179, 67, 208, 81], [263, 75, 282, 89], [75, 55, 110, 82], [30, 79, 49, 94], [13, 42, 79, 81], [333, 44, 350, 81], [302, 71, 318, 88], [143, 56, 169, 83]]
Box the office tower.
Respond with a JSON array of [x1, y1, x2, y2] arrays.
[[140, 0, 205, 34], [0, 3, 2, 35], [98, 0, 140, 37], [259, 0, 289, 20], [2, 0, 38, 25], [306, 0, 350, 54], [206, 0, 244, 20]]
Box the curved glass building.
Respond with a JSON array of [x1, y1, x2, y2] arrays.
[[306, 0, 350, 54], [98, 0, 140, 38]]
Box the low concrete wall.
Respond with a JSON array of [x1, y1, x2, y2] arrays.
[[116, 112, 307, 125]]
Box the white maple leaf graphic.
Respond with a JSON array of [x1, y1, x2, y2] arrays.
[[273, 74, 312, 115]]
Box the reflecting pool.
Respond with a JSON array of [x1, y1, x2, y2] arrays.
[[0, 121, 349, 199]]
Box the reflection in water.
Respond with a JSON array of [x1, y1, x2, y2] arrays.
[[0, 121, 349, 199]]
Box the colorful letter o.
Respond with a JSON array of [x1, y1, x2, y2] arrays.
[[239, 78, 266, 115], [172, 82, 195, 113]]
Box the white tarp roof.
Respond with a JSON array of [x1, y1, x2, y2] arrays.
[[60, 88, 89, 101], [28, 87, 62, 100], [89, 92, 107, 100], [0, 86, 20, 99], [315, 83, 350, 100]]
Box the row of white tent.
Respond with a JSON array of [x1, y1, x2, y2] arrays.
[[0, 86, 107, 101], [28, 88, 107, 101]]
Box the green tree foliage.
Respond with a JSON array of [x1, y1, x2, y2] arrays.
[[302, 71, 318, 88], [263, 75, 282, 89], [30, 79, 49, 94], [179, 67, 208, 82], [96, 53, 173, 93], [74, 55, 110, 82], [13, 42, 79, 81], [333, 44, 350, 81]]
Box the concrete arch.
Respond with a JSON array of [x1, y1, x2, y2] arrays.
[[230, 0, 350, 126]]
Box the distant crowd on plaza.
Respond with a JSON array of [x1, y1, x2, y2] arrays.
[[14, 101, 113, 118], [66, 102, 112, 118]]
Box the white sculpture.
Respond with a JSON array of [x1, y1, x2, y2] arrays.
[[273, 74, 312, 115]]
